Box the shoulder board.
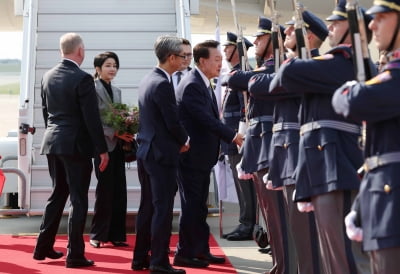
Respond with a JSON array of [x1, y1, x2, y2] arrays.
[[365, 71, 392, 85], [326, 45, 352, 59], [263, 58, 275, 67], [382, 60, 400, 71], [313, 54, 334, 61]]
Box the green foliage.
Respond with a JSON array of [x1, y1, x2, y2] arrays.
[[0, 82, 20, 95], [102, 103, 139, 135]]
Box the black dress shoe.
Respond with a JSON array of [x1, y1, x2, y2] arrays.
[[226, 232, 253, 241], [66, 258, 94, 268], [33, 249, 64, 260], [173, 254, 209, 268], [222, 226, 241, 238], [149, 264, 186, 274], [258, 246, 271, 254], [131, 255, 150, 270], [197, 253, 225, 264], [111, 241, 129, 247]]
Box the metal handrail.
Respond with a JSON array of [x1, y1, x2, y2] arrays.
[[0, 155, 18, 167], [0, 156, 28, 215]]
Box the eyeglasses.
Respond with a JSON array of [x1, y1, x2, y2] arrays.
[[174, 54, 192, 60]]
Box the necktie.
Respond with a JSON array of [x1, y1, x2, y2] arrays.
[[176, 71, 182, 84], [208, 84, 214, 99]]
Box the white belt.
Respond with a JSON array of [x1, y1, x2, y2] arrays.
[[272, 122, 300, 133], [364, 151, 400, 172], [249, 115, 273, 126], [300, 120, 361, 135]]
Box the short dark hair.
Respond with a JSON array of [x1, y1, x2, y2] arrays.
[[182, 38, 191, 46], [93, 51, 120, 78], [193, 40, 220, 65]]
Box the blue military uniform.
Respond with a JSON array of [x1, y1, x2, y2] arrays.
[[221, 32, 253, 156], [333, 53, 400, 252], [332, 1, 400, 272], [250, 10, 328, 274], [220, 32, 257, 241], [228, 17, 297, 274], [269, 2, 375, 273]]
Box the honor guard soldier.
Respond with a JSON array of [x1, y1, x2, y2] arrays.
[[250, 9, 328, 274], [333, 0, 400, 273], [228, 17, 296, 274], [269, 1, 374, 273], [220, 32, 257, 241]]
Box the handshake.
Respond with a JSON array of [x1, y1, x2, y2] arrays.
[[233, 132, 245, 147]]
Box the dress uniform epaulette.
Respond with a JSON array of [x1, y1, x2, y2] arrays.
[[263, 58, 275, 68], [326, 45, 352, 59], [383, 60, 400, 71]]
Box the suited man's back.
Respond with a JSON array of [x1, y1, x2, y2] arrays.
[[41, 59, 106, 156]]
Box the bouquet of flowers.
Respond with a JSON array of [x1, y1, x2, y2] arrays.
[[102, 103, 139, 135], [102, 103, 139, 162]]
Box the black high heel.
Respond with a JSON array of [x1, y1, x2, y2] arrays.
[[111, 241, 129, 247]]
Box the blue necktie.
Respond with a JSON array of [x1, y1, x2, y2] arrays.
[[176, 71, 182, 84]]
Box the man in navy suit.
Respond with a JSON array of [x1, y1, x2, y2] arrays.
[[132, 35, 189, 274], [33, 33, 109, 268], [172, 38, 192, 90], [173, 40, 243, 268]]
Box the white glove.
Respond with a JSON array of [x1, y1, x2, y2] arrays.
[[236, 161, 253, 180], [262, 173, 269, 184], [263, 173, 283, 190], [344, 210, 363, 242], [238, 121, 247, 136], [297, 202, 314, 212]]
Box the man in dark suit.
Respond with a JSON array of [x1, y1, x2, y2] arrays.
[[33, 33, 109, 268], [173, 40, 243, 268], [172, 38, 192, 90], [132, 35, 189, 274]]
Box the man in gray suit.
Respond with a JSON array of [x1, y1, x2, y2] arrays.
[[33, 33, 109, 268]]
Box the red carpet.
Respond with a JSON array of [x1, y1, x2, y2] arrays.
[[0, 234, 237, 274]]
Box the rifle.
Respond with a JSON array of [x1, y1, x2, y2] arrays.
[[230, 0, 250, 131], [267, 0, 285, 72], [230, 0, 250, 71], [346, 0, 373, 82], [292, 1, 311, 60], [346, 0, 373, 153]]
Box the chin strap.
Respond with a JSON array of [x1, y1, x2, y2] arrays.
[[338, 28, 350, 45], [227, 46, 237, 63], [260, 35, 272, 61], [386, 12, 400, 52]]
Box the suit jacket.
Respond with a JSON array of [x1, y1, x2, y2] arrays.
[[136, 67, 188, 167], [176, 68, 236, 171], [95, 78, 122, 152], [40, 59, 107, 157]]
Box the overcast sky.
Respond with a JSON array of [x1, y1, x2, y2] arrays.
[[0, 32, 22, 59]]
